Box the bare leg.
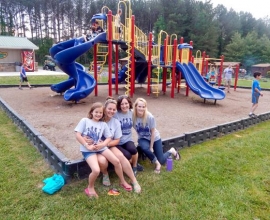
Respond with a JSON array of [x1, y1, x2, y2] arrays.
[[110, 147, 141, 193], [85, 154, 100, 197], [168, 147, 178, 157], [251, 103, 258, 113], [154, 160, 161, 174], [97, 154, 110, 186], [97, 154, 109, 174], [101, 149, 131, 188], [110, 147, 137, 183], [227, 79, 232, 93]]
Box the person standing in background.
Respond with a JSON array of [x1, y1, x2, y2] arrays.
[[115, 9, 122, 40], [249, 72, 263, 117], [19, 63, 32, 90], [223, 64, 234, 93]]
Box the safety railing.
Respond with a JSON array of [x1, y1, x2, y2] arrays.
[[152, 44, 160, 65], [134, 25, 148, 58]]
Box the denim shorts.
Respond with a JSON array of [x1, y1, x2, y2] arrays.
[[20, 77, 28, 82], [252, 93, 260, 104], [81, 147, 107, 160]]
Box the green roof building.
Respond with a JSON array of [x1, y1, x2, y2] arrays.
[[0, 36, 39, 72]]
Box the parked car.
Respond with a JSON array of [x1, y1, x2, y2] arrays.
[[43, 55, 56, 71]]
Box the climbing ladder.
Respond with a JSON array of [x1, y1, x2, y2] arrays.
[[89, 43, 108, 82]]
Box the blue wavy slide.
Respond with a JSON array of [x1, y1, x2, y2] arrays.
[[176, 61, 225, 101], [112, 61, 148, 84], [112, 65, 128, 84], [49, 32, 107, 102]]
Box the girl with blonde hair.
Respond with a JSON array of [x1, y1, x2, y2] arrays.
[[132, 98, 180, 174]]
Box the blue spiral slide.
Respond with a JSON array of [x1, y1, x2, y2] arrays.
[[49, 32, 107, 102], [176, 61, 225, 101]]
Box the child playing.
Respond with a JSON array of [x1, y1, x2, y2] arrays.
[[249, 72, 263, 117], [75, 102, 132, 198], [19, 63, 32, 90], [115, 9, 122, 40], [223, 64, 234, 93], [208, 66, 217, 82]]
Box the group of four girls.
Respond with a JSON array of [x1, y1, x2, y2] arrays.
[[75, 95, 180, 198]]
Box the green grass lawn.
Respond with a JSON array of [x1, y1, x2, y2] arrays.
[[0, 75, 69, 85], [235, 77, 270, 89], [0, 75, 109, 85], [0, 108, 270, 219], [1, 75, 270, 89]]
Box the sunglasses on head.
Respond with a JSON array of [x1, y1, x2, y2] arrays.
[[118, 95, 128, 100]]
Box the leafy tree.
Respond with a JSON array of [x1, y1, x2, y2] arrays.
[[187, 1, 219, 57], [2, 0, 270, 66], [214, 5, 241, 56], [254, 18, 270, 39], [32, 37, 54, 63], [153, 15, 166, 41], [238, 12, 257, 37], [224, 31, 269, 71], [131, 0, 149, 33], [260, 34, 270, 63]]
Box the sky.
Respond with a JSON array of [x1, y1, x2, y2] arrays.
[[199, 0, 269, 19]]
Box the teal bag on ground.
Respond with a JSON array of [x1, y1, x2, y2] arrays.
[[42, 173, 65, 195]]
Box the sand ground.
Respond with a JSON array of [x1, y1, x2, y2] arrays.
[[0, 84, 269, 160]]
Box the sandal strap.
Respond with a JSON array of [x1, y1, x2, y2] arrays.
[[132, 181, 141, 193], [102, 174, 111, 186]]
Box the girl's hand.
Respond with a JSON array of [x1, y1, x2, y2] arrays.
[[83, 136, 94, 145], [150, 147, 154, 152], [94, 141, 104, 150], [85, 144, 95, 151]]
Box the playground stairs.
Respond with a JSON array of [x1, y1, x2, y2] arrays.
[[89, 43, 108, 82], [150, 68, 161, 95]]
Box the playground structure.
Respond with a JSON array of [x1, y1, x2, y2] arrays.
[[193, 51, 241, 90], [49, 0, 230, 103]]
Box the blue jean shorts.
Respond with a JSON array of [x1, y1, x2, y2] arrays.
[[252, 93, 260, 104], [81, 147, 107, 160]]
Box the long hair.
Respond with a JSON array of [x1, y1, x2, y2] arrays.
[[132, 97, 148, 127], [87, 102, 104, 121], [116, 95, 133, 111]]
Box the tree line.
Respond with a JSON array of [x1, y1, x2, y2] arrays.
[[1, 0, 270, 71]]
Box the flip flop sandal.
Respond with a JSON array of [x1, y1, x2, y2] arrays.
[[119, 183, 132, 192], [132, 182, 141, 194], [84, 188, 98, 198], [154, 169, 161, 174], [102, 174, 111, 186], [175, 151, 181, 160], [108, 188, 120, 196]]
